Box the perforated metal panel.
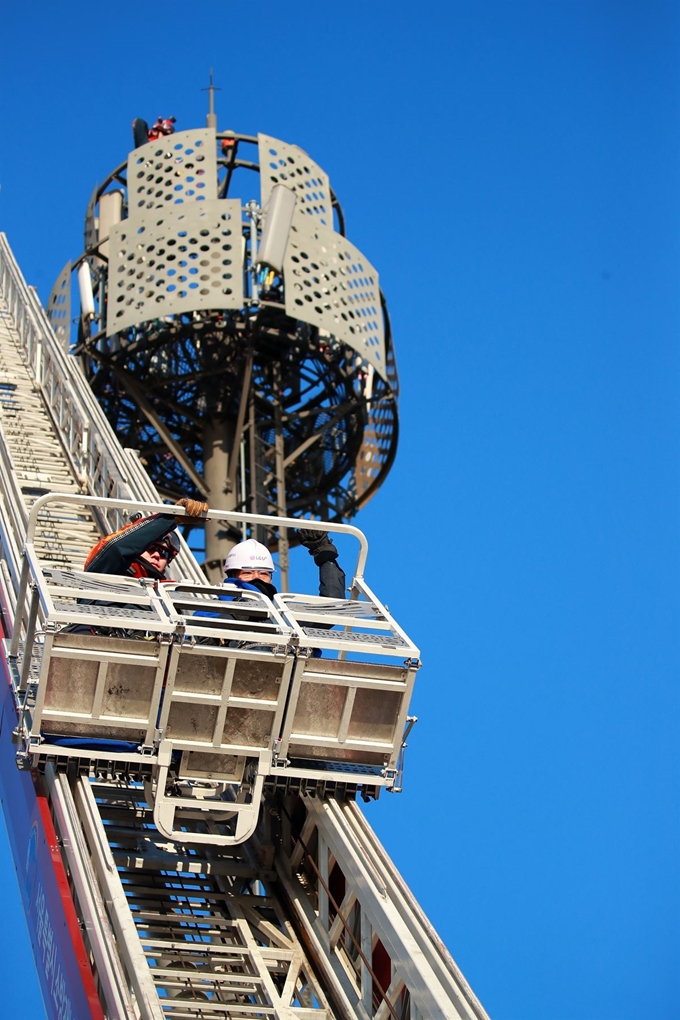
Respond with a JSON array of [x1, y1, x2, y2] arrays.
[[107, 199, 243, 334], [283, 216, 387, 380], [84, 182, 98, 252], [355, 419, 381, 498], [259, 133, 332, 229], [46, 261, 71, 351], [127, 128, 217, 212]]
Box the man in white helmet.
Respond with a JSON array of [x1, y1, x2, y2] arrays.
[[222, 530, 346, 599], [195, 531, 345, 644], [222, 538, 278, 597]]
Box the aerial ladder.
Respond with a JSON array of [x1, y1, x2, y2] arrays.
[[0, 109, 491, 1020]]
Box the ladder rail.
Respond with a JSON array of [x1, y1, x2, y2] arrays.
[[276, 796, 492, 1020], [74, 777, 166, 1020], [344, 801, 490, 1020], [44, 766, 138, 1020], [0, 234, 204, 641]]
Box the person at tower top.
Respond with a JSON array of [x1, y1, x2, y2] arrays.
[[148, 116, 177, 141], [84, 497, 209, 581], [132, 116, 177, 149]]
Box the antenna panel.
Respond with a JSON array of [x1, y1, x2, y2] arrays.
[[259, 133, 332, 229], [46, 261, 71, 352], [107, 199, 243, 333], [284, 215, 386, 379], [127, 128, 217, 212]]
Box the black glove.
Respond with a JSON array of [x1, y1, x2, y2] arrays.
[[297, 529, 339, 566]]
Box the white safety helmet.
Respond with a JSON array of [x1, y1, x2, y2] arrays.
[[224, 539, 275, 574]]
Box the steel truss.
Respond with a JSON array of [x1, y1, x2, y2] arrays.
[[55, 128, 400, 580]]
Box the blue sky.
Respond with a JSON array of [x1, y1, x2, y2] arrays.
[[0, 2, 678, 1018]]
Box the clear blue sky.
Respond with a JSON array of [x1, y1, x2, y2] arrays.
[[0, 3, 678, 1018]]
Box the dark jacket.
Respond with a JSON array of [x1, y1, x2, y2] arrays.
[[317, 559, 346, 600], [84, 513, 178, 580]]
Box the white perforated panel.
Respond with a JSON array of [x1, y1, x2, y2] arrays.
[[283, 216, 386, 380], [127, 128, 217, 213], [355, 420, 382, 498], [259, 133, 332, 229], [107, 200, 243, 334], [47, 261, 71, 351]]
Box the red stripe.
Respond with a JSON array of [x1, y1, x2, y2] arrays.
[[34, 775, 106, 1020]]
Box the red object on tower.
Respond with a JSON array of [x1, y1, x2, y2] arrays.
[[147, 116, 176, 141]]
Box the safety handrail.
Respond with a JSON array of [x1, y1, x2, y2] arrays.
[[9, 492, 369, 659], [24, 492, 370, 579]]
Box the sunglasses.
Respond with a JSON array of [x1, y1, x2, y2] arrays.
[[147, 543, 171, 559]]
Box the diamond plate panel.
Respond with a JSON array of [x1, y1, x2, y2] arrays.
[[301, 627, 407, 647], [259, 133, 332, 229], [45, 569, 144, 595], [283, 216, 386, 379], [127, 128, 217, 213], [53, 601, 159, 621], [107, 200, 243, 334]]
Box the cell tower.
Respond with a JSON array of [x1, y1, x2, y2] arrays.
[[0, 89, 493, 1019], [49, 95, 399, 582]]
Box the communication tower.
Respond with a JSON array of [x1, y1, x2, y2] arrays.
[[49, 97, 399, 582], [0, 90, 491, 1020]]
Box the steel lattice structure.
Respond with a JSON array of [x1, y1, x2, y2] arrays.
[[49, 123, 399, 580]]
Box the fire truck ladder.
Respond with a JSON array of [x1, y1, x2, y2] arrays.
[[0, 290, 99, 568], [0, 233, 490, 1020]]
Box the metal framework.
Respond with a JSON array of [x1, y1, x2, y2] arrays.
[[10, 491, 419, 847], [50, 126, 400, 581], [0, 163, 490, 1019]]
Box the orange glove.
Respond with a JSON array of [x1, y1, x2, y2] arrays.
[[174, 497, 209, 521]]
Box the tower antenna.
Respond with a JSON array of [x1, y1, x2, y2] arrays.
[[202, 68, 220, 130]]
